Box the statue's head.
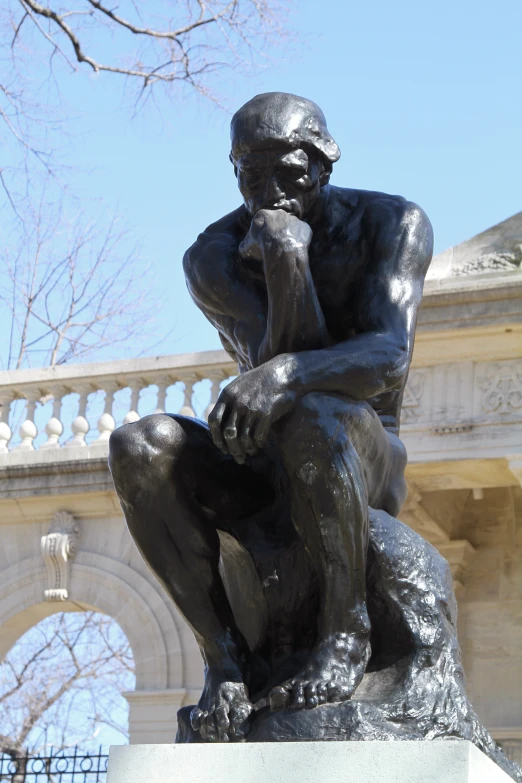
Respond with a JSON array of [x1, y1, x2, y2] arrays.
[[230, 92, 340, 219]]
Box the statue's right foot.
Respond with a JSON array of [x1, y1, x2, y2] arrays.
[[190, 670, 253, 742], [268, 631, 371, 711]]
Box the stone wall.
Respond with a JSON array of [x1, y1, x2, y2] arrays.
[[458, 486, 522, 740]]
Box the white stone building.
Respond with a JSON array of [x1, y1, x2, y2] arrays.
[[0, 212, 521, 761]]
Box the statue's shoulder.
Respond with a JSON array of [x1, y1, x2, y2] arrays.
[[184, 205, 245, 273], [183, 206, 246, 305], [330, 185, 431, 237], [327, 186, 433, 277], [184, 206, 245, 263]]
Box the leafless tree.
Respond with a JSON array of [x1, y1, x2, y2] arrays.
[[0, 0, 290, 207], [8, 0, 287, 95], [0, 611, 135, 760], [0, 184, 157, 370]]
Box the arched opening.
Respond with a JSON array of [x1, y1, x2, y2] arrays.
[[0, 552, 201, 745], [0, 609, 135, 758]]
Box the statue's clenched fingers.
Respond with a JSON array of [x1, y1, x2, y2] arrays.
[[238, 232, 262, 261], [253, 411, 273, 450], [208, 402, 227, 453], [238, 410, 259, 457], [223, 408, 246, 464]]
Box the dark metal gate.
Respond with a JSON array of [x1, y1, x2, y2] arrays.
[[0, 748, 109, 782]]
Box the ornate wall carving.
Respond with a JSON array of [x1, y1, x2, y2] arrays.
[[40, 511, 79, 601], [477, 363, 522, 417], [453, 249, 522, 276], [399, 359, 522, 432]]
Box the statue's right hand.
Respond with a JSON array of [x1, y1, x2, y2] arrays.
[[239, 208, 312, 261], [208, 358, 296, 464]]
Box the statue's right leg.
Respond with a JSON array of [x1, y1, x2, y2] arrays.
[[109, 413, 269, 741]]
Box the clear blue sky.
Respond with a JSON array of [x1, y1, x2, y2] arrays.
[[58, 0, 522, 357]]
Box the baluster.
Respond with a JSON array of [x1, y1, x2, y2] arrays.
[[94, 385, 116, 443], [67, 387, 90, 447], [204, 373, 222, 421], [0, 396, 13, 453], [40, 387, 64, 449], [14, 393, 39, 451], [154, 379, 170, 414], [179, 378, 196, 418], [123, 383, 141, 424]]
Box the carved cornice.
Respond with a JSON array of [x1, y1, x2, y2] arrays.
[[453, 249, 522, 277], [40, 511, 79, 601]]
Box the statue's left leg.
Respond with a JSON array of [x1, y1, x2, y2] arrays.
[[268, 392, 405, 711]]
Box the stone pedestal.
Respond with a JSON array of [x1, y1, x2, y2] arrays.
[[107, 740, 513, 783]]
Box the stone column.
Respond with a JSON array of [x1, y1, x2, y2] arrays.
[[124, 689, 187, 744]]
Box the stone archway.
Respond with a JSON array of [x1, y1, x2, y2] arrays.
[[0, 549, 202, 742]]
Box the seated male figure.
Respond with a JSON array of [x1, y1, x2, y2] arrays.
[[109, 92, 433, 743]]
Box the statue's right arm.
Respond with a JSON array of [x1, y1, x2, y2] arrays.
[[252, 210, 331, 365], [183, 227, 267, 371]]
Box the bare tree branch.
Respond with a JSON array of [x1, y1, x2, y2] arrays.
[[0, 611, 135, 756], [5, 0, 288, 90], [0, 0, 290, 213], [0, 184, 159, 370]]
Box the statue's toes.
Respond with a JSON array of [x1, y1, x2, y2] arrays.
[[228, 704, 252, 740], [198, 711, 209, 740], [190, 707, 203, 731], [326, 682, 352, 703], [202, 710, 218, 741], [214, 705, 231, 742], [304, 682, 318, 709], [290, 681, 306, 710], [269, 685, 290, 711], [316, 681, 328, 705]]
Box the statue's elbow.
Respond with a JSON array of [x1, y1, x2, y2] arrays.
[[387, 347, 410, 388]]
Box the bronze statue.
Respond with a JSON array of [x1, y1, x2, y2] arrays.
[[109, 92, 521, 781]]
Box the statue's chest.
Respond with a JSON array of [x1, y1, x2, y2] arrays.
[[309, 241, 367, 325]]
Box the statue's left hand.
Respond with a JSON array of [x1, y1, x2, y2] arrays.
[[208, 361, 296, 463]]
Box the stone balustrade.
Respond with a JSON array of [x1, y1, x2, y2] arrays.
[[0, 346, 521, 472], [0, 351, 236, 457]]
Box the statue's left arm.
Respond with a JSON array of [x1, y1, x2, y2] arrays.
[[279, 200, 434, 401]]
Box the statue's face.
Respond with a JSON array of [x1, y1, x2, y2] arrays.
[[235, 147, 324, 219]]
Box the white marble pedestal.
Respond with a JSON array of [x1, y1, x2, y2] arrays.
[[107, 740, 513, 783]]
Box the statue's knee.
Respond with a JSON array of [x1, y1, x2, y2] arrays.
[[109, 422, 138, 477], [109, 414, 185, 481]]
